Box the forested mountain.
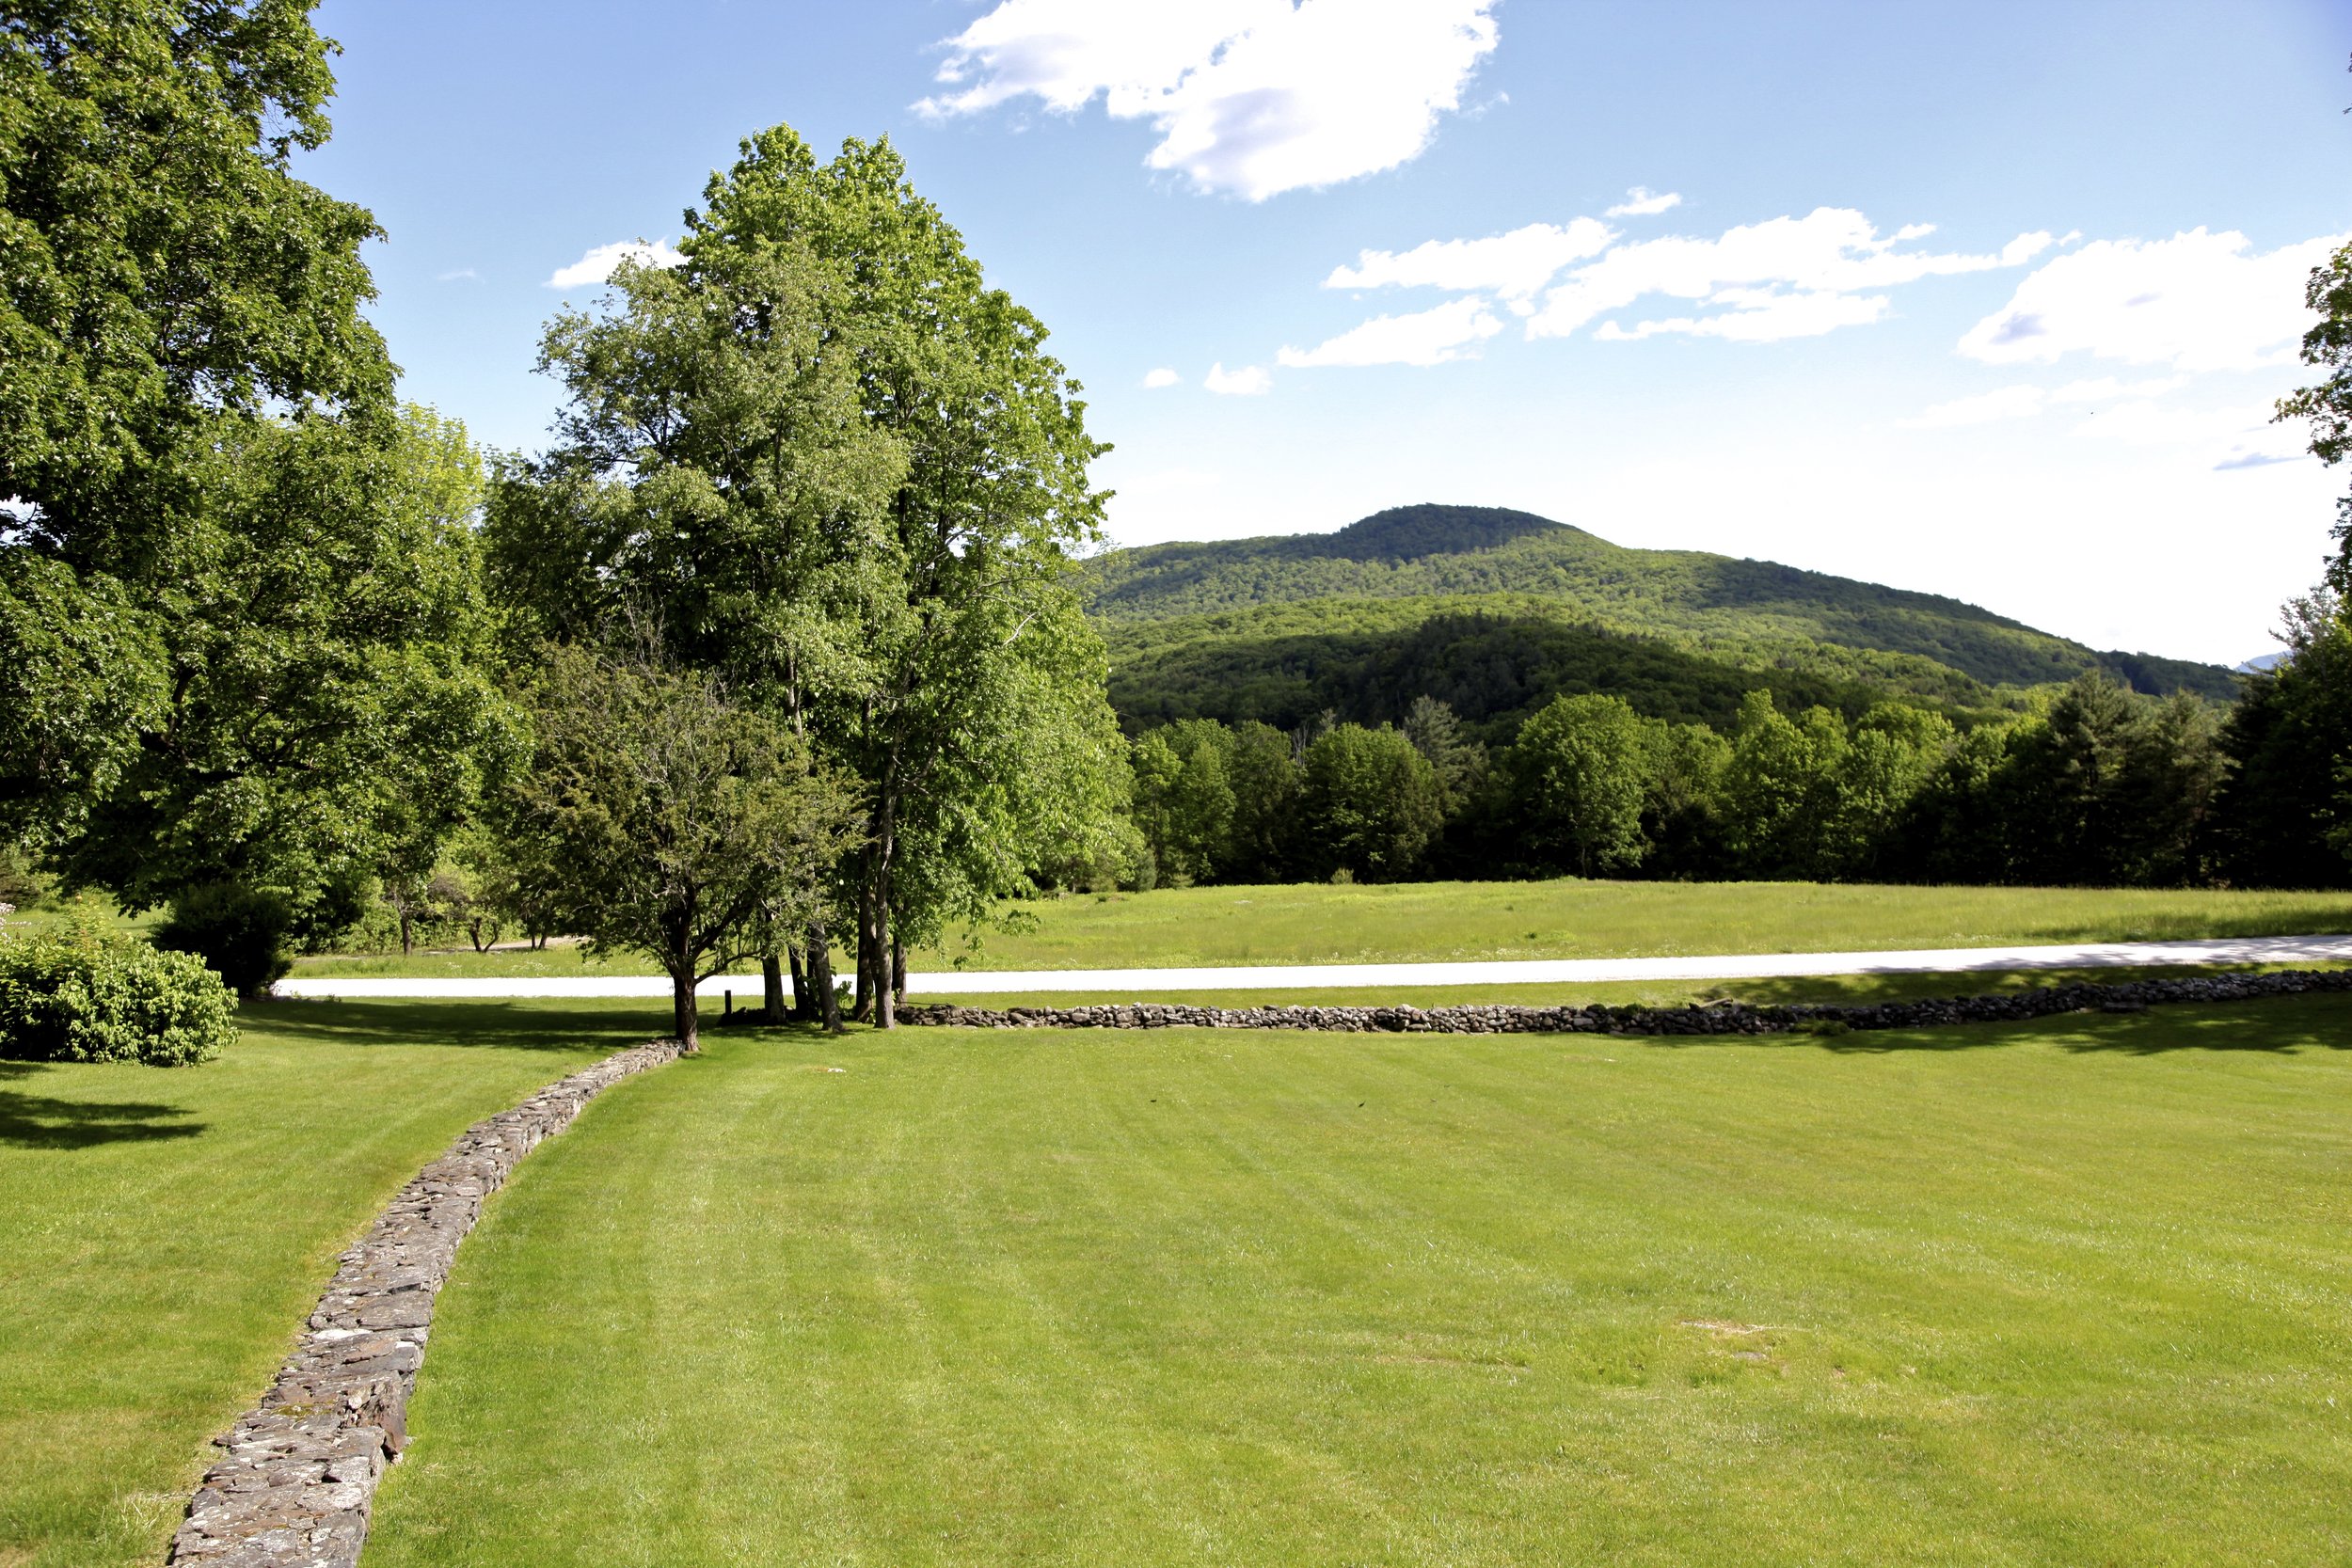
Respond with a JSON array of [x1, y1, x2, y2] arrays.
[[1085, 504, 2238, 734]]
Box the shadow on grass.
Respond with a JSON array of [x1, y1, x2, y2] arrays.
[[236, 998, 672, 1054], [1643, 992, 2350, 1056], [0, 1066, 204, 1149]]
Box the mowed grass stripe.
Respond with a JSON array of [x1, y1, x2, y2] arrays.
[[366, 999, 2352, 1567]]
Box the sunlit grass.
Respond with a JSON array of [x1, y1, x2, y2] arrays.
[[370, 996, 2352, 1566], [285, 879, 2352, 981], [0, 998, 666, 1568]]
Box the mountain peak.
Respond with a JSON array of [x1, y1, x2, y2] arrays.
[[1317, 503, 1572, 562]]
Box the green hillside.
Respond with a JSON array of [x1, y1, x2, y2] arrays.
[[1083, 504, 2237, 730]]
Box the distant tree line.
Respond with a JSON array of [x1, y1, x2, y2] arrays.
[[1110, 673, 2332, 890]]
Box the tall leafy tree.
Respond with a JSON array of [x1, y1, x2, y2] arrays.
[[676, 127, 1117, 1026], [1296, 724, 1442, 881], [1508, 693, 1653, 877], [3, 7, 502, 976]]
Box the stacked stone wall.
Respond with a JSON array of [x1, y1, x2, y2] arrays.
[[167, 1037, 682, 1567]]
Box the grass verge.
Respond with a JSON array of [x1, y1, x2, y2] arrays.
[[286, 879, 2352, 980], [369, 996, 2352, 1566], [0, 997, 667, 1568]]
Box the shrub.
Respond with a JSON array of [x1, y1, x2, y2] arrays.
[[0, 930, 237, 1066], [154, 882, 294, 1000]]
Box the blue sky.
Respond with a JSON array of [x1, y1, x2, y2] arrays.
[[304, 0, 2351, 665]]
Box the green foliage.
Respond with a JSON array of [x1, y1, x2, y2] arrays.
[[1130, 721, 1239, 886], [2276, 240, 2352, 588], [1087, 503, 2239, 703], [1509, 694, 1653, 876], [37, 406, 511, 939], [154, 882, 294, 1001], [2213, 594, 2352, 887], [1107, 603, 1926, 740], [1296, 724, 1443, 881], [0, 927, 235, 1065], [0, 552, 167, 854], [0, 0, 391, 577], [496, 641, 861, 1046]]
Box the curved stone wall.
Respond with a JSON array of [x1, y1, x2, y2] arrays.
[[166, 1037, 682, 1567]]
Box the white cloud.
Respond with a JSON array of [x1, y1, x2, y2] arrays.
[[916, 0, 1500, 201], [545, 239, 685, 290], [1203, 361, 1273, 395], [1279, 296, 1504, 367], [1529, 207, 2054, 342], [1324, 219, 1613, 314], [1605, 186, 1680, 218], [436, 267, 479, 283], [1958, 228, 2348, 373], [1595, 288, 1890, 343], [1141, 367, 1182, 388]]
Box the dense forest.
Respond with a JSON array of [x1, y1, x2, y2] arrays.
[[1116, 672, 2338, 893]]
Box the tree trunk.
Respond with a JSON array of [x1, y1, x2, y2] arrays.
[[892, 935, 906, 1006], [670, 968, 699, 1053], [398, 906, 413, 958], [807, 923, 841, 1034], [852, 875, 879, 1022], [761, 952, 787, 1022], [788, 943, 811, 1022]]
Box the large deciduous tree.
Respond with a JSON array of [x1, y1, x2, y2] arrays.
[[1509, 693, 1653, 878], [2, 6, 503, 982], [494, 125, 1122, 1026]]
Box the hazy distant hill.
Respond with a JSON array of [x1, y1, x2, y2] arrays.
[[1084, 504, 2237, 735]]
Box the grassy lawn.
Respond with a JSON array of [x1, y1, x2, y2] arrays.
[[369, 997, 2352, 1566], [0, 997, 667, 1568], [285, 879, 2352, 980]]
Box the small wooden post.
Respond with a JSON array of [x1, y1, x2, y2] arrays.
[[723, 989, 733, 1017]]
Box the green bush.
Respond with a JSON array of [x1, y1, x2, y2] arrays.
[[0, 930, 237, 1066], [154, 882, 293, 1000]]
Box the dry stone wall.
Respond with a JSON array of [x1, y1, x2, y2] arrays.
[[166, 1037, 683, 1568], [900, 968, 2352, 1037]]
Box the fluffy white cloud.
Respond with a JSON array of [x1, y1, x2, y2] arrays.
[[1958, 227, 2348, 373], [436, 267, 479, 283], [916, 0, 1499, 201], [546, 239, 685, 290], [1204, 361, 1273, 395], [1605, 186, 1680, 218], [1141, 367, 1182, 388], [1279, 296, 1504, 367], [1323, 219, 1613, 314], [1529, 208, 2053, 342]]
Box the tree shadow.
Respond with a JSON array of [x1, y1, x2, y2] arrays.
[[236, 997, 673, 1054], [0, 1068, 205, 1149], [1637, 991, 2351, 1056]]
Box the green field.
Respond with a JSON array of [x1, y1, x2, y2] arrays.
[[366, 998, 2352, 1566], [0, 998, 667, 1568], [284, 879, 2352, 980]]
